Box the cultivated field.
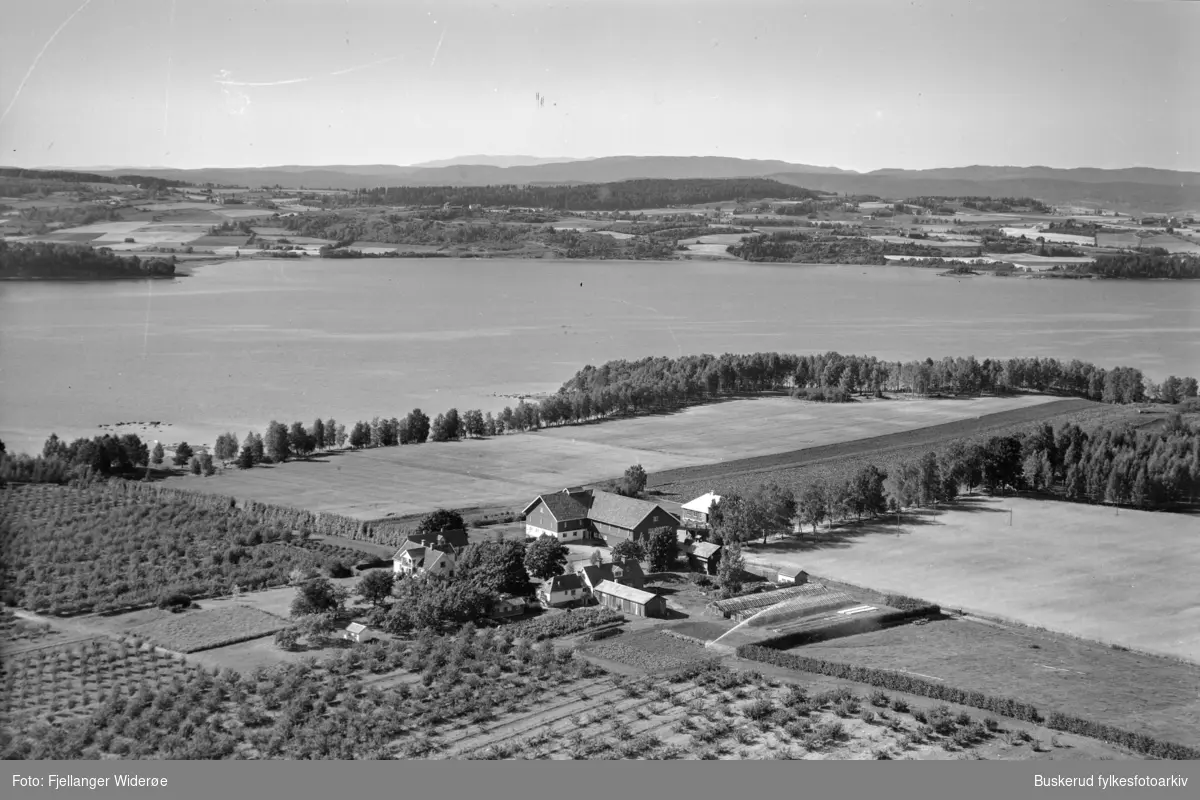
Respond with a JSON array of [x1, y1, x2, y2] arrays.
[[742, 496, 1200, 662], [169, 432, 709, 519], [166, 396, 1077, 520], [792, 616, 1200, 748], [535, 395, 1065, 463], [130, 606, 288, 654]]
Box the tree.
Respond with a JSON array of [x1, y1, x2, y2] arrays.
[[610, 538, 646, 566], [296, 611, 340, 646], [463, 409, 485, 438], [289, 421, 315, 458], [311, 418, 326, 452], [251, 432, 265, 463], [274, 627, 300, 651], [357, 571, 396, 607], [335, 424, 347, 448], [324, 418, 338, 448], [849, 464, 887, 519], [981, 435, 1024, 493], [524, 534, 569, 581], [264, 421, 290, 463], [753, 482, 796, 544], [457, 539, 530, 596], [172, 441, 194, 467], [189, 456, 202, 475], [645, 526, 678, 572], [415, 509, 465, 535], [406, 409, 430, 444], [214, 432, 239, 462], [443, 408, 461, 440], [290, 577, 348, 617], [717, 540, 745, 598], [236, 444, 255, 470], [199, 452, 215, 476], [348, 421, 368, 449], [622, 464, 648, 497], [797, 482, 827, 534], [430, 413, 450, 442]]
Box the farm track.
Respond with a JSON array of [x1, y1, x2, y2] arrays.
[[647, 398, 1095, 496]]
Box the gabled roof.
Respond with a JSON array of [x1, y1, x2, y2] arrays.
[[345, 622, 368, 634], [523, 489, 592, 522], [391, 540, 425, 559], [592, 580, 661, 605], [777, 566, 807, 578], [406, 529, 469, 551], [614, 559, 644, 578], [543, 573, 585, 593], [691, 542, 722, 559], [577, 564, 616, 587], [586, 491, 678, 532], [681, 492, 722, 514]]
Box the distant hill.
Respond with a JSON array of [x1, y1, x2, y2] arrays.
[[10, 156, 1197, 213], [409, 155, 593, 168]]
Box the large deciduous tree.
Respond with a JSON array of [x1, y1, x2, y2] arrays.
[[290, 577, 348, 617], [264, 421, 290, 463], [610, 538, 646, 566], [357, 570, 396, 607], [456, 539, 530, 596], [717, 540, 745, 598], [524, 535, 569, 581], [172, 441, 194, 467], [645, 526, 677, 572], [415, 509, 465, 535]]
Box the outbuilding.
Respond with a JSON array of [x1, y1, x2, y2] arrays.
[[591, 580, 668, 618], [776, 566, 809, 586], [343, 623, 378, 643]]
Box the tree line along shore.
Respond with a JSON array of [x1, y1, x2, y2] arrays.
[[2, 350, 1197, 487]]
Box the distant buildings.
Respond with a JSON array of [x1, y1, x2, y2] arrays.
[[680, 491, 722, 531]]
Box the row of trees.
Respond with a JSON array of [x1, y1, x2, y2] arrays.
[[726, 230, 947, 264], [703, 416, 1200, 559], [1075, 253, 1200, 280]]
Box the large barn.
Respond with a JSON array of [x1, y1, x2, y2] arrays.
[[523, 487, 680, 545]]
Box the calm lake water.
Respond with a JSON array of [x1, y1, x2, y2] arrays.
[[2, 259, 1198, 454]]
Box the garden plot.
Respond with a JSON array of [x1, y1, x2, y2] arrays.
[[579, 629, 713, 672], [130, 606, 288, 653]]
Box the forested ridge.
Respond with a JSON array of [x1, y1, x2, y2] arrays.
[[1075, 253, 1200, 280], [361, 178, 820, 210], [0, 241, 175, 279]]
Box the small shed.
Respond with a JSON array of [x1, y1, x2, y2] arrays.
[[776, 567, 809, 586], [343, 623, 377, 643], [591, 580, 668, 618], [687, 541, 723, 575], [489, 594, 527, 620]]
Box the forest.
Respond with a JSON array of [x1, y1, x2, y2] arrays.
[[1074, 253, 1200, 280], [539, 352, 1196, 426], [726, 231, 948, 264], [360, 178, 821, 211], [0, 242, 175, 280]]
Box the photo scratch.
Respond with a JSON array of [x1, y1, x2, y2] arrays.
[[0, 0, 93, 127], [430, 27, 447, 69]]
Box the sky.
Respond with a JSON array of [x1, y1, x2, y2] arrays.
[[0, 0, 1196, 172]]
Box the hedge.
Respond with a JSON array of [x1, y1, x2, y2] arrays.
[[737, 645, 1200, 760]]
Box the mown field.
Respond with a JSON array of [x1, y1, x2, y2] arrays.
[[130, 606, 289, 654], [742, 495, 1200, 663], [167, 396, 1077, 520], [647, 398, 1155, 504], [790, 616, 1200, 749]]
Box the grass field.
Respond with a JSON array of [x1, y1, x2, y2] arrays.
[[129, 606, 288, 653], [167, 396, 1077, 519], [742, 495, 1200, 663], [791, 616, 1200, 748], [649, 399, 1156, 505]]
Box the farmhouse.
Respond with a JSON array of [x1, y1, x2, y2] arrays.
[[591, 580, 668, 618], [523, 488, 680, 545], [392, 538, 458, 579], [776, 566, 809, 586], [538, 572, 589, 608], [680, 491, 722, 531], [343, 623, 378, 643]]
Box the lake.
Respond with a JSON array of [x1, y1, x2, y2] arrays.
[[2, 259, 1198, 455]]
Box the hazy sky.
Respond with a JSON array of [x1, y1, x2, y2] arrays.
[[1, 0, 1196, 171]]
